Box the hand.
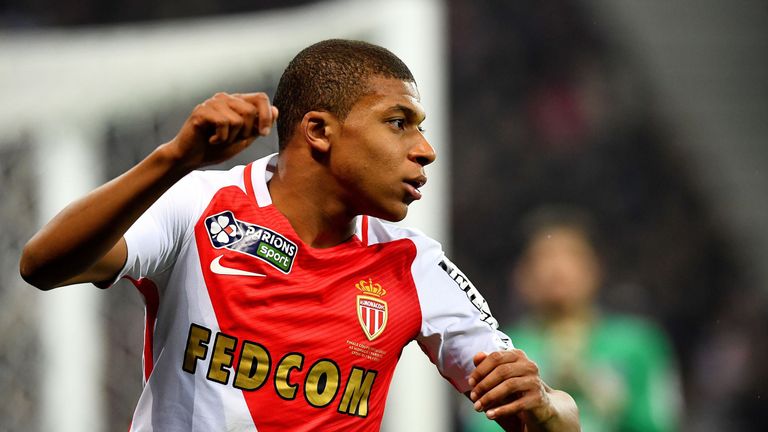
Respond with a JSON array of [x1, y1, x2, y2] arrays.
[[165, 92, 279, 170], [469, 350, 570, 431]]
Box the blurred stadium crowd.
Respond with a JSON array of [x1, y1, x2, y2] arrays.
[[1, 0, 766, 431], [448, 1, 767, 430]]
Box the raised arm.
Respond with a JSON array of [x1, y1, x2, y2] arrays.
[[469, 350, 580, 432], [20, 92, 278, 289]]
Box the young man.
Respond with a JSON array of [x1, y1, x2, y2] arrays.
[[21, 40, 578, 431], [466, 207, 680, 432]]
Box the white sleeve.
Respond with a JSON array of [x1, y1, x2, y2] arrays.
[[412, 239, 513, 393], [115, 172, 203, 283]]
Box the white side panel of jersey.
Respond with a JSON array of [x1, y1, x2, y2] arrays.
[[366, 220, 512, 393], [118, 167, 258, 431]]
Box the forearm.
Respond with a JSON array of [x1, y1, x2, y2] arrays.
[[520, 388, 580, 432], [20, 143, 191, 289]]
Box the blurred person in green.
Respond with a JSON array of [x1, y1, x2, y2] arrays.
[[463, 206, 682, 432]]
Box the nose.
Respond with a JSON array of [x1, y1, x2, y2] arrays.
[[410, 134, 437, 167]]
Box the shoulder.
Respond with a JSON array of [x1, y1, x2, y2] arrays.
[[599, 313, 675, 357], [601, 314, 667, 339], [365, 217, 504, 330], [142, 165, 250, 227], [181, 165, 248, 191], [363, 218, 448, 274], [365, 217, 442, 252], [162, 165, 248, 205]]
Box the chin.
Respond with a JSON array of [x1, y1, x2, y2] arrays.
[[369, 204, 409, 222]]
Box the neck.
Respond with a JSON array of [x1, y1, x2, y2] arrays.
[[541, 305, 596, 356], [267, 151, 357, 248], [539, 303, 596, 330]]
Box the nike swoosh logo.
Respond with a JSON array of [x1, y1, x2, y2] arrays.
[[209, 255, 266, 277]]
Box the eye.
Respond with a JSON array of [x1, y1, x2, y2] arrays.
[[417, 125, 426, 133], [387, 118, 406, 130]]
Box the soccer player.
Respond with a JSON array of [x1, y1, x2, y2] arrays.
[[20, 40, 579, 431]]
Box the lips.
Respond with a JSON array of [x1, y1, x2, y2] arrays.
[[404, 175, 427, 200]]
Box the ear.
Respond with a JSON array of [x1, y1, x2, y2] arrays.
[[300, 111, 338, 154]]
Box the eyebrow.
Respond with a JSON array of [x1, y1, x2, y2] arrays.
[[387, 104, 426, 123]]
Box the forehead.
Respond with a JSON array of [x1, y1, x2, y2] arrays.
[[529, 228, 593, 255], [351, 76, 425, 119]]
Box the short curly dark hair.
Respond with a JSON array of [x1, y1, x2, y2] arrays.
[[273, 39, 415, 149]]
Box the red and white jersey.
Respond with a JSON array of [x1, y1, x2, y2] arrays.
[[117, 154, 511, 431]]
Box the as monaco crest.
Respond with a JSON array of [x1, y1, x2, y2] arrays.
[[356, 279, 388, 341]]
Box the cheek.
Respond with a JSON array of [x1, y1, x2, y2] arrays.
[[334, 128, 405, 193], [333, 151, 386, 197], [348, 151, 398, 182]]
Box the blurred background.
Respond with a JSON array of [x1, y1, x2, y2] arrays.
[[1, 0, 766, 431]]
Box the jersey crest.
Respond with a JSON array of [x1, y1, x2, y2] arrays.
[[356, 279, 388, 341]]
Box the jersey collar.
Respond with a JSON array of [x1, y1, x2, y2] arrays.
[[248, 153, 277, 207]]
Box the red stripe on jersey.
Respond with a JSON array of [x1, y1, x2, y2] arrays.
[[368, 308, 375, 335], [126, 276, 160, 382], [243, 163, 256, 202], [361, 215, 369, 246]]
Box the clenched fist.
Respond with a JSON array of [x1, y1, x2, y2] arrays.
[[165, 92, 279, 170]]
